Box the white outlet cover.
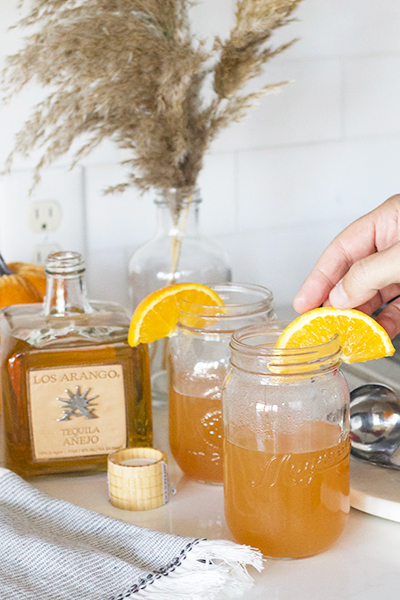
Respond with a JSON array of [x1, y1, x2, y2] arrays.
[[28, 200, 63, 233], [32, 243, 62, 265], [0, 166, 85, 263]]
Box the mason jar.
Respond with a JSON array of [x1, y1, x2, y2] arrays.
[[223, 324, 350, 559], [167, 283, 275, 484]]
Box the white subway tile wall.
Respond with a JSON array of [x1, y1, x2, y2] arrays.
[[0, 0, 400, 309], [344, 55, 400, 138], [211, 59, 343, 153]]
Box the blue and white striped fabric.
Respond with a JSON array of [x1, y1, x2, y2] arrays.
[[0, 469, 263, 600]]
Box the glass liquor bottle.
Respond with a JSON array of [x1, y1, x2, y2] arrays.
[[0, 251, 152, 477]]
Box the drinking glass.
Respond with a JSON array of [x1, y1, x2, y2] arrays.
[[168, 283, 275, 484], [223, 324, 350, 558]]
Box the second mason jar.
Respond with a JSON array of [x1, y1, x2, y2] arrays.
[[223, 324, 350, 559], [167, 283, 275, 484]]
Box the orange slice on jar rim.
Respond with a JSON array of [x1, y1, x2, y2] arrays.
[[128, 283, 224, 347], [275, 307, 395, 364]]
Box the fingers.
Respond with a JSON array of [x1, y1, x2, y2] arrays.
[[329, 241, 400, 309], [376, 297, 400, 339], [294, 195, 400, 314], [293, 215, 376, 313], [294, 264, 339, 313], [343, 283, 400, 316]]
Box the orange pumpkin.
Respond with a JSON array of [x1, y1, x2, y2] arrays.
[[0, 255, 47, 410], [0, 255, 47, 308]]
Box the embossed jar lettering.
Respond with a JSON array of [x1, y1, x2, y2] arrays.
[[223, 324, 350, 559]]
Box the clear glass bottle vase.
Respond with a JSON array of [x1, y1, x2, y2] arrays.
[[128, 187, 232, 404]]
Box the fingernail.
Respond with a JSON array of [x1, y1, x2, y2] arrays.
[[329, 281, 349, 308]]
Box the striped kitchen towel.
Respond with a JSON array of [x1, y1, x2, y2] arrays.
[[0, 468, 263, 600]]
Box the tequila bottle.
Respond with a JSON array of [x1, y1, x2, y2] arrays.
[[0, 252, 152, 477]]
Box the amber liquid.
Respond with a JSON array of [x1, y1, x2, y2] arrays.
[[169, 386, 223, 483], [224, 422, 350, 558], [1, 336, 152, 476]]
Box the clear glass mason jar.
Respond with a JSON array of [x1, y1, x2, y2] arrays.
[[128, 187, 232, 405], [223, 324, 350, 559], [167, 283, 276, 485]]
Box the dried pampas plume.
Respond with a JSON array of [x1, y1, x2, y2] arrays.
[[2, 0, 303, 193]]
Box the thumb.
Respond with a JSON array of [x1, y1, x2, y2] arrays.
[[329, 241, 400, 308]]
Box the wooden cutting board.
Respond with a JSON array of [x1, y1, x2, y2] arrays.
[[350, 455, 400, 522]]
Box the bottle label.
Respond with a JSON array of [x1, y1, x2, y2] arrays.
[[28, 364, 127, 461]]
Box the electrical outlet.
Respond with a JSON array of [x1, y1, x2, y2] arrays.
[[32, 243, 62, 266], [28, 200, 62, 233], [0, 166, 86, 264]]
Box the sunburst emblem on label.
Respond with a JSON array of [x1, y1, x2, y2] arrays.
[[56, 386, 99, 421]]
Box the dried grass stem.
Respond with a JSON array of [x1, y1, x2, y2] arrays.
[[2, 0, 303, 193]]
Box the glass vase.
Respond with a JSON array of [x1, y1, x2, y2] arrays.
[[128, 187, 232, 405]]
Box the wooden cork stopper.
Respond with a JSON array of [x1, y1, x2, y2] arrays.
[[108, 447, 169, 511]]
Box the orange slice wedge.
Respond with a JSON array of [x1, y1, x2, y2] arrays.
[[128, 283, 224, 347], [276, 307, 395, 364]]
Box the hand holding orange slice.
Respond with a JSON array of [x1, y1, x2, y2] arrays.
[[276, 307, 395, 363], [128, 283, 224, 347]]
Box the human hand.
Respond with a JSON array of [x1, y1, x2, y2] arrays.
[[293, 195, 400, 339]]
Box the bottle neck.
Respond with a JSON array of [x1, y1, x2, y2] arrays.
[[43, 252, 92, 316], [155, 187, 201, 236]]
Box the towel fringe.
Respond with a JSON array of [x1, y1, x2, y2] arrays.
[[133, 539, 264, 599]]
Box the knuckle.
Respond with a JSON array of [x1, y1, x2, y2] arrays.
[[348, 259, 371, 287], [385, 194, 400, 208]]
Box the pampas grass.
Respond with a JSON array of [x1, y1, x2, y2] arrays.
[[2, 0, 303, 193]]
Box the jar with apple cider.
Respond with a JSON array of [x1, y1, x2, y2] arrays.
[[223, 324, 350, 559], [167, 283, 275, 484]]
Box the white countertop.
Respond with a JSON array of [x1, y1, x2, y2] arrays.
[[12, 401, 400, 600], [2, 305, 400, 598]]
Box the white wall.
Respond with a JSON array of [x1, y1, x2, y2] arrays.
[[1, 0, 400, 311]]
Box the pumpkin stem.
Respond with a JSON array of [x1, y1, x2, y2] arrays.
[[0, 254, 14, 276]]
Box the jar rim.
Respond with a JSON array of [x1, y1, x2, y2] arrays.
[[230, 322, 340, 355], [230, 323, 342, 375], [178, 283, 274, 320], [45, 251, 85, 276]]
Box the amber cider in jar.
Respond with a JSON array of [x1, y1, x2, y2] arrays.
[[168, 283, 275, 484], [223, 324, 350, 558]]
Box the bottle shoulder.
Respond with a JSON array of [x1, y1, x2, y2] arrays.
[[129, 236, 231, 268], [0, 300, 131, 348]]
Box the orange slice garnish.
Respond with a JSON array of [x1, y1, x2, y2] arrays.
[[128, 283, 224, 347], [276, 307, 395, 363]]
